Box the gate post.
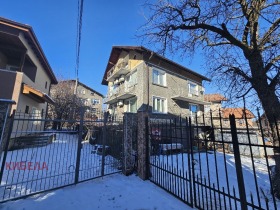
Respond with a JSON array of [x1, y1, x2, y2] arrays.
[[229, 114, 248, 210], [123, 113, 137, 175], [74, 107, 84, 184], [137, 111, 149, 180], [101, 111, 109, 176]]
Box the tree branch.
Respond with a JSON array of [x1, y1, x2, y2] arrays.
[[264, 55, 280, 72], [269, 71, 280, 89], [260, 17, 280, 47], [225, 66, 252, 82]]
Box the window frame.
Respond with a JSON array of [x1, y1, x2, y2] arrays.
[[189, 104, 199, 117], [127, 97, 137, 113], [152, 96, 167, 114], [188, 82, 199, 96], [152, 68, 166, 86], [126, 70, 138, 87]]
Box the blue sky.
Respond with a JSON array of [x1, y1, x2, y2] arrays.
[[0, 0, 211, 96]]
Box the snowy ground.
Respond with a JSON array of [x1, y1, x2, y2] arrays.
[[150, 152, 279, 209], [0, 174, 192, 210], [0, 133, 120, 201]]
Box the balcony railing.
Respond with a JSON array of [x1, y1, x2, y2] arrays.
[[107, 55, 130, 82], [171, 87, 210, 105], [104, 82, 137, 104]]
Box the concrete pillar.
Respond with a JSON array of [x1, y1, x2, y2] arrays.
[[137, 111, 149, 180], [123, 113, 137, 175]]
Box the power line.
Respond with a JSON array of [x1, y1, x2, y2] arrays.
[[75, 0, 84, 81]]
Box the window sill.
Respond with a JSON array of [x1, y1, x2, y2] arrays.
[[152, 112, 168, 115], [152, 83, 167, 88]]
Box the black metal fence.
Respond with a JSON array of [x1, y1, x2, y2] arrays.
[[0, 110, 124, 202], [148, 111, 280, 210]]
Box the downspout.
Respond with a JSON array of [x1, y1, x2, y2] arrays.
[[145, 51, 154, 112]]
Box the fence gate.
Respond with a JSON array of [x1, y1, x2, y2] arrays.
[[0, 111, 123, 202], [148, 115, 279, 210]]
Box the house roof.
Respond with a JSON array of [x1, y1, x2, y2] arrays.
[[204, 94, 227, 102], [0, 17, 57, 84], [222, 108, 255, 119], [101, 46, 211, 85], [64, 80, 104, 98]]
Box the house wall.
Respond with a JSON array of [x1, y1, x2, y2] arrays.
[[76, 83, 103, 117], [106, 51, 206, 120], [147, 63, 204, 118]]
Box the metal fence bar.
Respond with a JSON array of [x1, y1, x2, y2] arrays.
[[229, 114, 248, 210], [0, 110, 15, 185], [74, 108, 84, 184]]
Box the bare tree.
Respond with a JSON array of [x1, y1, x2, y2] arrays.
[[141, 0, 280, 195], [48, 81, 83, 130]]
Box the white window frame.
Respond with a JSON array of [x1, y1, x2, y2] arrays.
[[127, 97, 137, 113], [126, 70, 137, 87], [189, 104, 198, 117], [152, 96, 167, 114], [188, 82, 199, 96], [152, 68, 166, 86]]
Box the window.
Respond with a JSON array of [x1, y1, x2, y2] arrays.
[[188, 83, 198, 95], [45, 81, 48, 89], [223, 119, 229, 125], [189, 104, 198, 116], [41, 109, 44, 118], [153, 69, 166, 86], [126, 70, 137, 86], [92, 99, 100, 105], [25, 105, 29, 114], [127, 98, 137, 113], [80, 89, 86, 95], [153, 97, 167, 113]]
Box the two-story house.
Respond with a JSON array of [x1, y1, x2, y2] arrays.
[[0, 17, 57, 118], [102, 46, 210, 120]]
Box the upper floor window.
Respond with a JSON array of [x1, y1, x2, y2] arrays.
[[45, 81, 48, 89], [92, 99, 100, 105], [188, 82, 198, 95], [126, 70, 137, 86], [153, 96, 167, 113], [153, 69, 166, 86], [79, 89, 86, 95]]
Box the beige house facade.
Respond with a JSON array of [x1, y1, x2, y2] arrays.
[[0, 17, 57, 117], [68, 80, 104, 118], [102, 46, 210, 120]]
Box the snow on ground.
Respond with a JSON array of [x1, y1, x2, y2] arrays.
[[0, 174, 192, 210], [0, 133, 120, 200], [150, 151, 279, 209]]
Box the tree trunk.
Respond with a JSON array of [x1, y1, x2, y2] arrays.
[[254, 81, 280, 197], [247, 51, 280, 197]]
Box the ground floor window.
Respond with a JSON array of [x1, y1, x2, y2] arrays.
[[153, 97, 167, 113], [127, 98, 137, 113], [189, 104, 198, 116]]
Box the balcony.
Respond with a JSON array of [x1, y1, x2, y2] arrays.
[[171, 87, 210, 105], [107, 55, 130, 82], [104, 82, 137, 104]]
